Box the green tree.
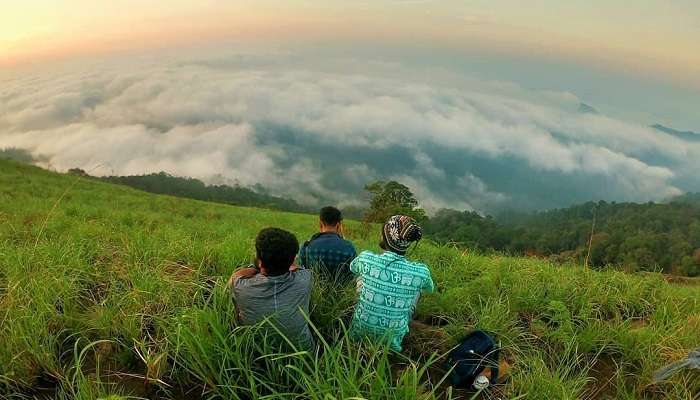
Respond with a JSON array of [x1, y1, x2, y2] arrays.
[[679, 256, 699, 277], [363, 181, 426, 223], [0, 148, 35, 164]]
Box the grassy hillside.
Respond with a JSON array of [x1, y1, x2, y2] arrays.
[[1, 159, 698, 399]]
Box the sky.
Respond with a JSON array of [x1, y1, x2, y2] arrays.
[[1, 1, 699, 213], [3, 2, 699, 77]]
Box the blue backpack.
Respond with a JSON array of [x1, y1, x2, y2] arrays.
[[445, 330, 500, 388]]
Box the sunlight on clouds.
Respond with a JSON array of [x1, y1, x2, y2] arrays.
[[1, 1, 698, 88]]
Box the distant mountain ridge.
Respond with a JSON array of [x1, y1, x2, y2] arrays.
[[652, 124, 700, 142], [94, 171, 315, 214], [577, 102, 599, 114], [671, 192, 700, 206]]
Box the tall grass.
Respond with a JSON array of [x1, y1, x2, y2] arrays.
[[1, 159, 699, 399], [169, 280, 448, 399]]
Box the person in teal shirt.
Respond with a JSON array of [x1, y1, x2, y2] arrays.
[[349, 215, 434, 351]]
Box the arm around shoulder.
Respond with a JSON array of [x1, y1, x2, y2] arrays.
[[228, 266, 259, 288]]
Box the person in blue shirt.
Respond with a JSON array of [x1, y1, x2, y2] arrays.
[[298, 206, 357, 282]]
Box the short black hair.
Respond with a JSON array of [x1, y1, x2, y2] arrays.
[[319, 206, 342, 226], [255, 227, 299, 275]]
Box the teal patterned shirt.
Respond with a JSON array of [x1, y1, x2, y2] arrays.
[[349, 250, 434, 351]]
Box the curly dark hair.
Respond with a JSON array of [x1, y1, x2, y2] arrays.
[[255, 227, 299, 275], [319, 206, 342, 226]]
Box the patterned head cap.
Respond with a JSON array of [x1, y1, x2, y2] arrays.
[[382, 215, 422, 254]]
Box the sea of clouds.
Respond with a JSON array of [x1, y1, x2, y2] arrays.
[[1, 50, 698, 213]]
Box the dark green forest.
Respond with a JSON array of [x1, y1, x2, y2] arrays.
[[424, 200, 700, 277], [88, 171, 314, 214]]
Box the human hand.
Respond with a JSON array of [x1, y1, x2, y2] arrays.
[[228, 265, 259, 287]]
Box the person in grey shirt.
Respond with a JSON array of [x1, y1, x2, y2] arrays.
[[228, 227, 314, 351]]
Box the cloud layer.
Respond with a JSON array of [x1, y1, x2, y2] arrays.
[[1, 53, 698, 212]]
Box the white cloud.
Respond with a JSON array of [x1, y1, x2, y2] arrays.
[[0, 122, 285, 190], [1, 52, 697, 211]]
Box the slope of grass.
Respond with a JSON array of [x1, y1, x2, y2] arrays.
[[1, 159, 698, 399]]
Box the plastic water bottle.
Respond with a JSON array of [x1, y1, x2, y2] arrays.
[[473, 375, 490, 390]]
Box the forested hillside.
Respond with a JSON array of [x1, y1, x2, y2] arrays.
[[425, 201, 700, 276], [93, 171, 314, 214], [671, 192, 700, 206]]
